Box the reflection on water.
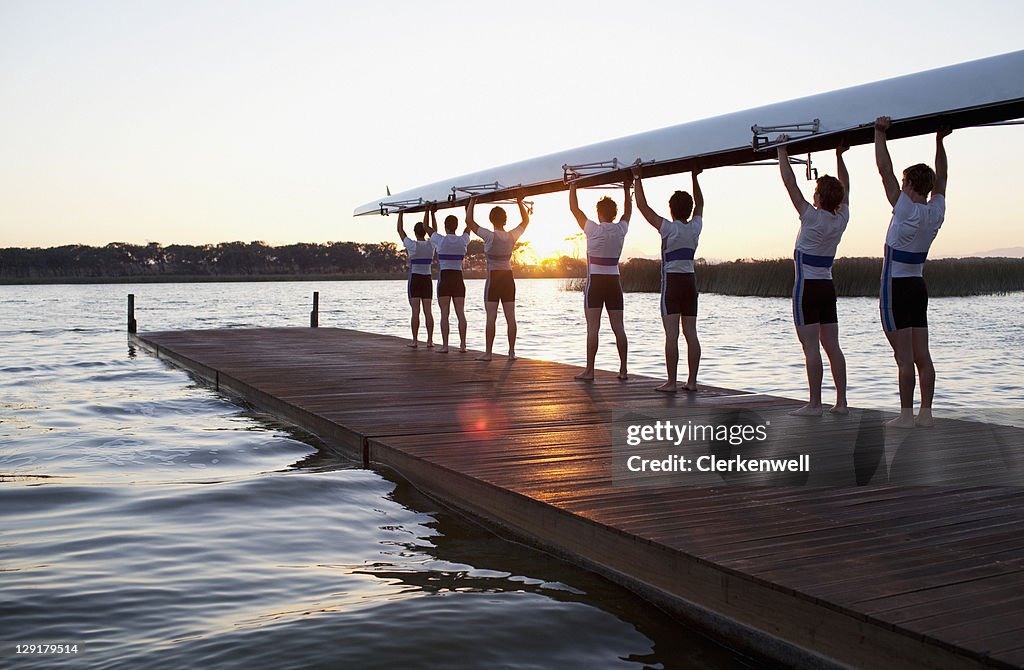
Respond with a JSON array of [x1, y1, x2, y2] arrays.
[[0, 281, 774, 669], [13, 278, 1015, 407]]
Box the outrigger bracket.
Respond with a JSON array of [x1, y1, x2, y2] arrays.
[[752, 119, 821, 151], [446, 181, 534, 213], [448, 181, 503, 203], [562, 158, 624, 188], [737, 155, 818, 181], [490, 198, 535, 215], [378, 197, 423, 216]]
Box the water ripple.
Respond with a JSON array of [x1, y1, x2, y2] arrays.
[[2, 280, 1017, 669]]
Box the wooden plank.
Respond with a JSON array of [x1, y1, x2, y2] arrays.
[[131, 326, 1024, 670]]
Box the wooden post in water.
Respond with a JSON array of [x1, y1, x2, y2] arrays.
[[310, 291, 319, 328], [127, 294, 137, 334]]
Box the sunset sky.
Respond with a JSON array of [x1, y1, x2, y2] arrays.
[[2, 0, 1022, 261]]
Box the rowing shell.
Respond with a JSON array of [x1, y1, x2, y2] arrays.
[[354, 50, 1024, 216]]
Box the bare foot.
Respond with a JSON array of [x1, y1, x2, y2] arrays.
[[476, 353, 492, 361], [407, 342, 419, 348], [829, 404, 849, 415], [575, 370, 594, 381], [437, 346, 449, 353], [618, 369, 629, 380], [508, 351, 517, 361], [915, 408, 934, 428], [886, 413, 916, 429], [683, 382, 698, 392], [459, 345, 467, 353], [655, 381, 678, 393], [789, 403, 823, 417], [426, 341, 435, 348]]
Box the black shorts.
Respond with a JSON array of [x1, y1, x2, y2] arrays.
[[882, 276, 928, 331], [485, 270, 515, 304], [793, 278, 837, 326], [662, 272, 697, 317], [585, 273, 624, 311], [437, 270, 466, 298], [408, 273, 432, 300]]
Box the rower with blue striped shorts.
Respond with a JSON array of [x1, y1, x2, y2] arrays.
[[568, 180, 631, 381], [397, 210, 435, 348], [633, 164, 704, 393], [427, 204, 471, 353], [465, 193, 530, 361], [777, 136, 851, 417], [874, 116, 951, 429]]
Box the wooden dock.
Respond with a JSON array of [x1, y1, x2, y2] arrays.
[[129, 326, 1024, 670]]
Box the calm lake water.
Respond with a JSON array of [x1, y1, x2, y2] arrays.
[[2, 280, 1021, 669]]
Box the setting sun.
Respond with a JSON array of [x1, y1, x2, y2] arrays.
[[514, 228, 585, 264], [501, 200, 590, 264]]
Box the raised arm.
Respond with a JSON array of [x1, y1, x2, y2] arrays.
[[836, 141, 850, 206], [568, 181, 587, 229], [426, 205, 438, 235], [423, 207, 434, 236], [776, 135, 810, 216], [874, 116, 900, 207], [465, 197, 481, 235], [516, 193, 530, 231], [621, 180, 632, 222], [396, 211, 407, 241], [691, 168, 704, 218], [630, 165, 662, 230], [933, 127, 951, 197]]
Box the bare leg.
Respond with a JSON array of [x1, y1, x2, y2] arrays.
[[681, 315, 700, 391], [501, 301, 517, 360], [575, 307, 602, 380], [422, 299, 434, 347], [477, 301, 498, 361], [437, 296, 451, 353], [819, 323, 848, 414], [607, 309, 628, 379], [912, 327, 935, 426], [407, 297, 421, 347], [885, 328, 916, 428], [791, 323, 823, 416], [454, 297, 467, 352], [657, 314, 680, 392]]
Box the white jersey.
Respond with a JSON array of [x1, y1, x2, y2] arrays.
[[476, 224, 526, 271], [794, 204, 850, 281], [584, 218, 629, 276], [430, 232, 470, 272], [403, 237, 434, 276], [883, 192, 945, 278], [660, 216, 702, 274]]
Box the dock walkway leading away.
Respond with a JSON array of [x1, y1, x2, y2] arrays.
[[130, 327, 1024, 670]]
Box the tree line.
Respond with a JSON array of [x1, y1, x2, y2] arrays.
[[5, 242, 1019, 297], [565, 257, 1024, 297], [0, 240, 547, 280]]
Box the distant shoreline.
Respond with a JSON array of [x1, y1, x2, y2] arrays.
[[597, 256, 1024, 298], [0, 269, 558, 285], [0, 273, 412, 285], [4, 241, 1021, 297], [4, 256, 1024, 299]]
